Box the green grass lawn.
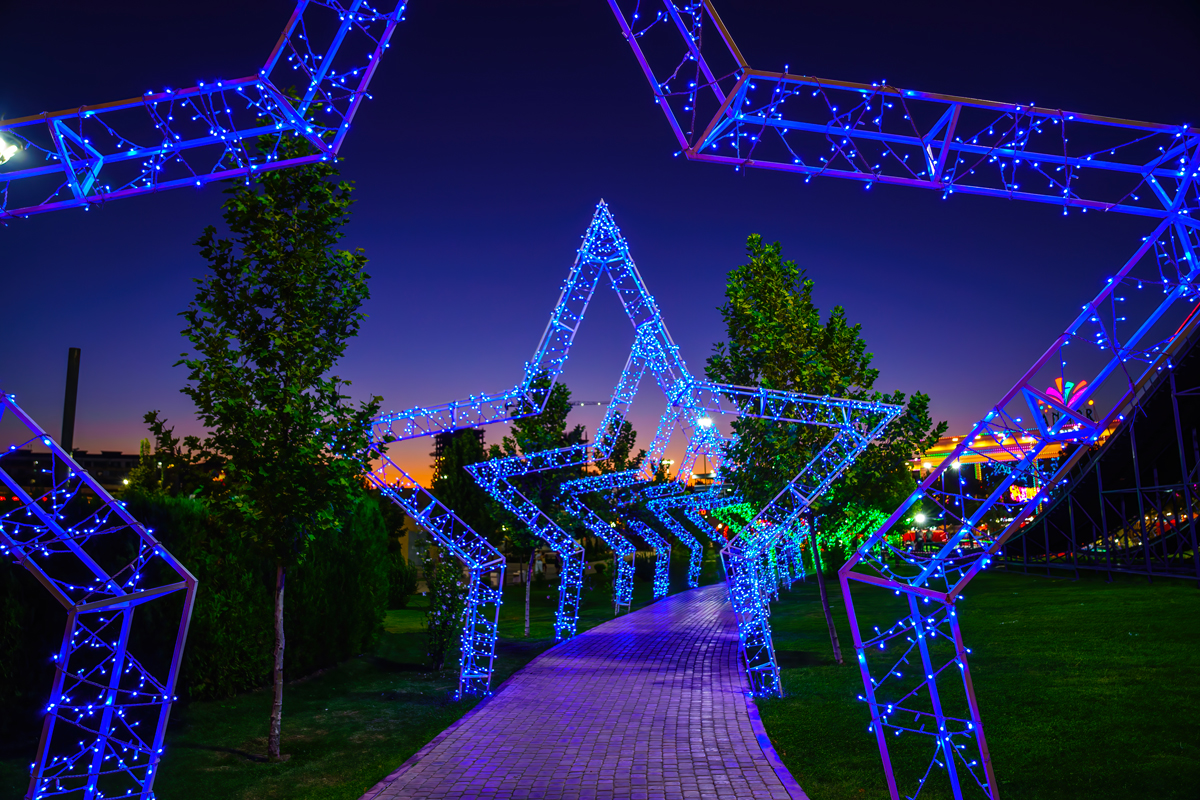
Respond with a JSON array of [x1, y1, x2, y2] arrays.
[[0, 546, 719, 800], [758, 569, 1200, 800]]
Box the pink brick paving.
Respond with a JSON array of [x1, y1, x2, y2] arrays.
[[360, 584, 808, 800]]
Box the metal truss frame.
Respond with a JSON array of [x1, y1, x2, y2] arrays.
[[0, 1, 406, 220], [0, 395, 197, 800], [559, 422, 725, 602], [609, 2, 1199, 796], [625, 519, 671, 598], [373, 201, 897, 696]]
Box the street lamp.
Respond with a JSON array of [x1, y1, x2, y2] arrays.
[[695, 417, 714, 483], [0, 137, 20, 165]]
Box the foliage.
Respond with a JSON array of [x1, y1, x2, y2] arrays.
[[181, 149, 379, 571], [423, 548, 468, 671], [180, 129, 380, 758], [632, 551, 657, 583], [123, 490, 389, 699], [705, 234, 945, 530], [593, 420, 645, 474], [431, 429, 498, 545], [388, 550, 420, 610], [124, 412, 220, 498]]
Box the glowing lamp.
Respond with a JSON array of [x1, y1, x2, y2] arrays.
[[0, 138, 18, 164], [697, 416, 713, 429]]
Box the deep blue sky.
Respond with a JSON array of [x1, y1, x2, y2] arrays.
[[1, 0, 1196, 479]]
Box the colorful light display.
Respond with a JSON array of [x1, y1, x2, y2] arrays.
[[0, 395, 197, 800], [374, 201, 896, 696], [609, 2, 1200, 796], [0, 1, 406, 220]]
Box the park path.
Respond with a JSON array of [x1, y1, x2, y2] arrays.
[[360, 583, 807, 800]]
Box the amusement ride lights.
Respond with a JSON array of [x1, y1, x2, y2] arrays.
[[608, 1, 1200, 797]]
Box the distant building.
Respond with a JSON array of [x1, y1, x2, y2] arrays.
[[0, 448, 140, 495]]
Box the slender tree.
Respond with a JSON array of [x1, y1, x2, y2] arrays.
[[179, 138, 379, 761], [706, 235, 945, 659]]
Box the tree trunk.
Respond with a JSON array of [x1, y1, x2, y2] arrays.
[[808, 527, 843, 665], [268, 563, 286, 761], [524, 550, 534, 638]]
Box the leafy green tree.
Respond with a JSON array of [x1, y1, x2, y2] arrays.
[[179, 139, 379, 761], [594, 420, 645, 475], [486, 376, 586, 635], [706, 234, 945, 534]]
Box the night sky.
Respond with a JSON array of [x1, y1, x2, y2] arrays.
[[1, 0, 1197, 482]]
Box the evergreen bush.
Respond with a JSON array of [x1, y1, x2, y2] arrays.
[[0, 489, 391, 714]]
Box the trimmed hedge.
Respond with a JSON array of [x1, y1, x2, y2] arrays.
[[0, 490, 390, 739]]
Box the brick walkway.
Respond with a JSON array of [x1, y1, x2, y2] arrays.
[[361, 584, 807, 800]]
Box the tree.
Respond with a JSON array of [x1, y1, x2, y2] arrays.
[[706, 235, 945, 660], [485, 376, 586, 636], [422, 544, 467, 671], [179, 137, 379, 762], [593, 420, 645, 475], [705, 234, 945, 525]]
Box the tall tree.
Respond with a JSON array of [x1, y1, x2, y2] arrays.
[[180, 138, 379, 761], [706, 234, 945, 539], [486, 376, 586, 635]]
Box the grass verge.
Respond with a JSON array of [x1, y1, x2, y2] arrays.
[[0, 545, 720, 800], [758, 569, 1200, 800]]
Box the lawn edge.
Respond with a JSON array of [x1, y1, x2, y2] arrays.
[[738, 649, 812, 800]]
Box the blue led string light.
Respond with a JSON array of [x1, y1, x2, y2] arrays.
[[374, 200, 899, 696], [0, 1, 407, 220], [0, 395, 198, 800], [609, 2, 1200, 796]]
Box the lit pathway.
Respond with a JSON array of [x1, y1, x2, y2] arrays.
[[360, 583, 807, 800]]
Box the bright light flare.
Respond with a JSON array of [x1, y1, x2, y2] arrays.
[[0, 138, 18, 165]]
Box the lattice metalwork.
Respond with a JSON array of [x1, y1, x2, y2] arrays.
[[0, 1, 406, 220], [0, 395, 197, 800], [608, 2, 1200, 796], [374, 200, 897, 690]]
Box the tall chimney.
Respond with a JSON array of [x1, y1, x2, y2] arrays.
[[61, 347, 81, 454]]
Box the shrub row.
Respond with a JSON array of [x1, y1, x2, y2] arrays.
[[0, 490, 393, 740]]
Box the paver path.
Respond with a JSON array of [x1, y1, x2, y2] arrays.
[[361, 583, 806, 800]]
